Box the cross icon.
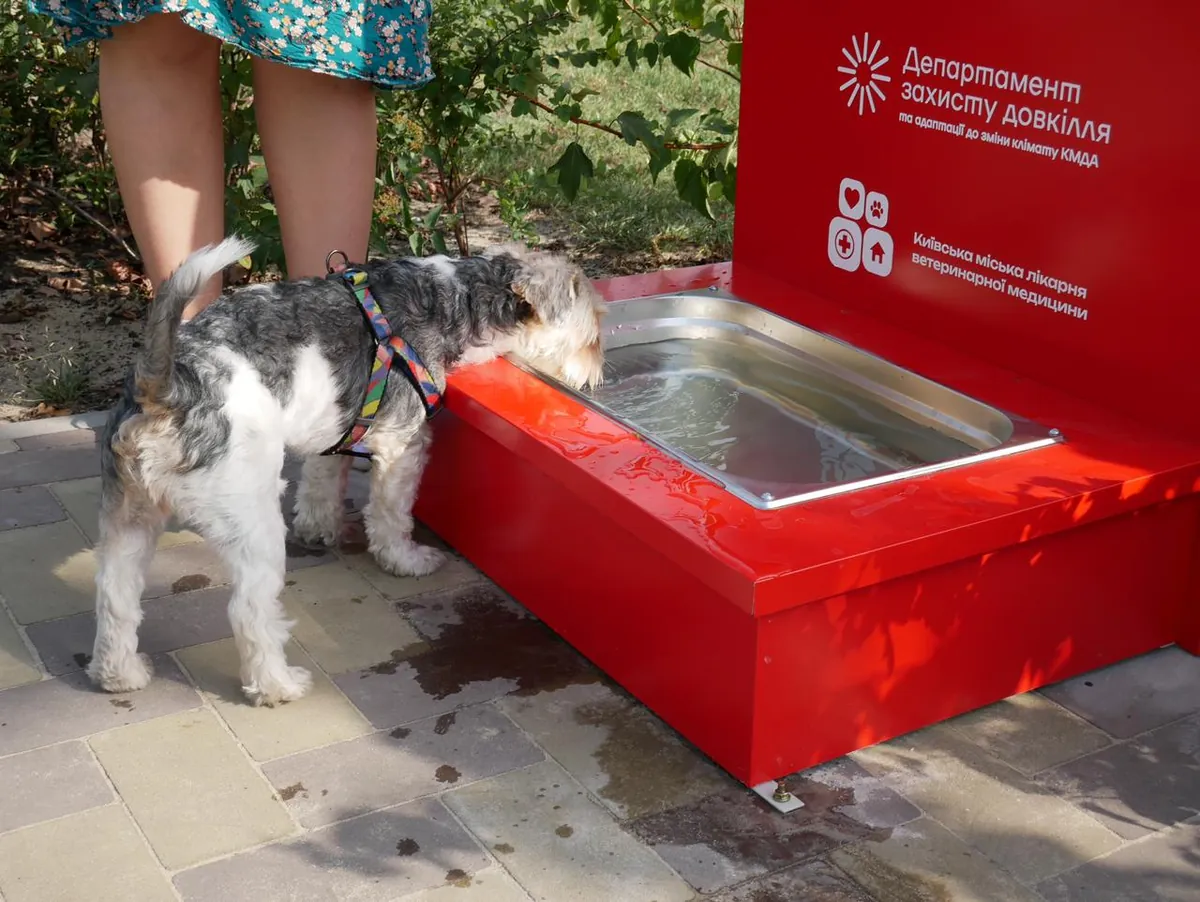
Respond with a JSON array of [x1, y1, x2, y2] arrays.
[[836, 229, 854, 258]]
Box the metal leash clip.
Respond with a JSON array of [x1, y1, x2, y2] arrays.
[[325, 249, 349, 274]]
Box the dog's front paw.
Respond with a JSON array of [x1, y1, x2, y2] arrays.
[[291, 511, 340, 547], [243, 665, 313, 707], [88, 652, 153, 694], [375, 542, 446, 578]]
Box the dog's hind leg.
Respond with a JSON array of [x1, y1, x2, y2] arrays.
[[88, 478, 167, 693], [364, 425, 445, 577], [183, 443, 311, 706], [292, 454, 349, 546]]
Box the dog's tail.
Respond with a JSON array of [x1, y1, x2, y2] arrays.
[[134, 236, 256, 406]]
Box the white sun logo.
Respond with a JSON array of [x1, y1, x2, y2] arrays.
[[838, 33, 891, 115]]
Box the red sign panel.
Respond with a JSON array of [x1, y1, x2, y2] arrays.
[[733, 1, 1200, 437]]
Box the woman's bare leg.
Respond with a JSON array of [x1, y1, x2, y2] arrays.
[[251, 59, 377, 278], [99, 14, 225, 318]]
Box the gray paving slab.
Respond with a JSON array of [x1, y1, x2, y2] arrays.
[[1037, 715, 1200, 840], [497, 680, 734, 820], [0, 654, 200, 756], [832, 817, 1044, 902], [948, 691, 1112, 775], [173, 798, 490, 902], [0, 804, 175, 902], [851, 725, 1123, 885], [0, 741, 113, 834], [90, 708, 296, 869], [710, 859, 878, 902], [0, 485, 65, 531], [1040, 646, 1200, 738], [444, 758, 694, 902], [0, 446, 100, 489], [1036, 819, 1200, 902], [14, 428, 99, 451], [626, 761, 918, 894], [0, 609, 40, 690], [262, 703, 544, 828], [333, 584, 599, 729]]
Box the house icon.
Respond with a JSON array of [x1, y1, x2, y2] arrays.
[[861, 227, 892, 277]]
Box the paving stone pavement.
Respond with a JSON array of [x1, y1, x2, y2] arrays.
[[0, 421, 1198, 901]]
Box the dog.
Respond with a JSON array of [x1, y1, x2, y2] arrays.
[[90, 237, 604, 706]]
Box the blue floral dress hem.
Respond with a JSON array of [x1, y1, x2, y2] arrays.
[[26, 0, 434, 90]]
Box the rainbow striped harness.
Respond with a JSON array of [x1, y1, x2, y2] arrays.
[[322, 260, 441, 458]]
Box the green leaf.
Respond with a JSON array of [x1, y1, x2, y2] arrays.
[[625, 39, 640, 70], [616, 111, 661, 150], [431, 231, 449, 255], [721, 162, 738, 202], [598, 2, 619, 32], [666, 107, 700, 128], [511, 97, 535, 117], [643, 42, 660, 67], [249, 156, 269, 187], [647, 146, 674, 182], [671, 0, 705, 29], [726, 42, 743, 68], [702, 15, 733, 41], [663, 32, 702, 75], [423, 203, 444, 229], [554, 103, 581, 122], [409, 232, 423, 255], [673, 158, 713, 220], [548, 141, 594, 201], [229, 139, 251, 170]]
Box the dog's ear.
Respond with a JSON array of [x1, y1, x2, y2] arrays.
[[510, 280, 540, 323], [569, 268, 608, 315]]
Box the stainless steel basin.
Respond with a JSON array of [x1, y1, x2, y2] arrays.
[[525, 290, 1060, 509]]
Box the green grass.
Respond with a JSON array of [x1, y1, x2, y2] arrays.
[[29, 358, 90, 408], [474, 17, 740, 259]]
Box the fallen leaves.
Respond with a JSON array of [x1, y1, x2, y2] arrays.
[[26, 219, 56, 241], [47, 275, 86, 292], [32, 401, 70, 418], [106, 259, 134, 282]]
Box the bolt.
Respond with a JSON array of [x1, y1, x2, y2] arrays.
[[772, 784, 792, 804], [1049, 428, 1061, 438], [707, 285, 719, 292], [761, 492, 775, 502]]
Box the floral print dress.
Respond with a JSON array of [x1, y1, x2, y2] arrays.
[[26, 0, 433, 89]]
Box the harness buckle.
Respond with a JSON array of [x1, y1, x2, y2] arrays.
[[325, 249, 349, 274]]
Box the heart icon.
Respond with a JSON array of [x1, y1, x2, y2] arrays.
[[843, 186, 861, 209]]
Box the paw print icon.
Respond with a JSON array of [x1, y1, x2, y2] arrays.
[[865, 191, 888, 228], [828, 179, 891, 277]]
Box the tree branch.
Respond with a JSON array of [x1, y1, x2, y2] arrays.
[[696, 57, 740, 82], [26, 181, 140, 261], [620, 0, 656, 29], [506, 92, 731, 152]]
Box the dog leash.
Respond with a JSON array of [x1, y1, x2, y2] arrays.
[[321, 249, 442, 458]]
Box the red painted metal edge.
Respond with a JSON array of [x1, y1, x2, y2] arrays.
[[435, 264, 1200, 620], [748, 497, 1197, 783]]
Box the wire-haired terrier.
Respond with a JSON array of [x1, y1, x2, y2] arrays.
[[90, 237, 604, 706]]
